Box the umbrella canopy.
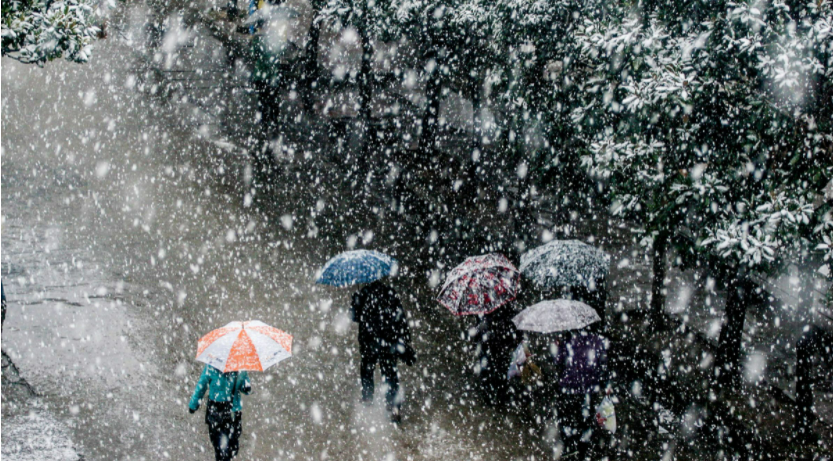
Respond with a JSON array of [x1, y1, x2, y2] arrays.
[[196, 321, 293, 372], [244, 4, 301, 25], [512, 299, 600, 333], [316, 250, 398, 287], [437, 253, 520, 316], [520, 240, 610, 289]]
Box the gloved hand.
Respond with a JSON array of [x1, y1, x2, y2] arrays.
[[402, 344, 417, 366], [189, 407, 197, 414]]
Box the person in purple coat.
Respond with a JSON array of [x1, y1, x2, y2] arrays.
[[552, 329, 609, 457]]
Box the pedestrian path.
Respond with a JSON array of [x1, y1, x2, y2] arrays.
[[2, 357, 82, 461], [1, 411, 82, 461]]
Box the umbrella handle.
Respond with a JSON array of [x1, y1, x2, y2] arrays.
[[233, 372, 242, 391]]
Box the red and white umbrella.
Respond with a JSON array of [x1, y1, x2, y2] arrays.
[[437, 253, 521, 316], [196, 320, 293, 372]]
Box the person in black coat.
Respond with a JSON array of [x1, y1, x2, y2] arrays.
[[351, 280, 416, 422], [470, 305, 520, 405]]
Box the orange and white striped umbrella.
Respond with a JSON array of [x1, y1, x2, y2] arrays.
[[196, 321, 293, 372]]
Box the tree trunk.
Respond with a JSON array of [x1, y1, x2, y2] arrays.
[[356, 0, 373, 179], [417, 5, 444, 159], [649, 231, 668, 330], [713, 273, 748, 390], [471, 74, 483, 153], [301, 0, 323, 114], [226, 0, 240, 20], [508, 107, 533, 258], [418, 53, 442, 158], [462, 73, 483, 203], [795, 326, 833, 440], [795, 328, 817, 439]]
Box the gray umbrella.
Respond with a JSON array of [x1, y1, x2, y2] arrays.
[[512, 299, 600, 333], [519, 239, 610, 289]]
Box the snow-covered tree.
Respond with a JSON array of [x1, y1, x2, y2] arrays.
[[2, 0, 103, 64], [472, 0, 600, 250], [576, 13, 695, 330], [387, 0, 494, 160], [578, 0, 832, 386], [679, 0, 831, 388]]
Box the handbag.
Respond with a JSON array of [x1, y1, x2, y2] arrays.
[[594, 395, 616, 434]]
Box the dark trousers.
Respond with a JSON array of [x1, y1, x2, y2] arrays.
[[206, 401, 242, 461], [253, 80, 280, 134], [476, 343, 515, 405], [557, 392, 593, 458], [360, 345, 400, 410]]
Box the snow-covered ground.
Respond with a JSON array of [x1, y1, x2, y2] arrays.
[[2, 406, 81, 461]]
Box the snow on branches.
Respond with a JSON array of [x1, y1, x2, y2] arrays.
[[699, 189, 815, 268], [816, 205, 833, 278], [576, 0, 832, 273], [2, 0, 103, 64]]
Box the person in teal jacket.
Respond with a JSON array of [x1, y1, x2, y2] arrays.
[[189, 364, 252, 461]]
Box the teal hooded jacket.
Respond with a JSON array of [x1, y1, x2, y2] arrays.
[[189, 364, 251, 412]]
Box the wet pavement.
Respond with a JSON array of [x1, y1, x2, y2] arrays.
[[1, 13, 542, 461]]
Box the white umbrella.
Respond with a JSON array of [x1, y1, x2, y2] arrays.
[[512, 299, 600, 333]]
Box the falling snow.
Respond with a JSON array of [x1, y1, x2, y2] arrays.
[[2, 0, 832, 460]]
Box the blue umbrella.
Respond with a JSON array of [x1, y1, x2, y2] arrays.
[[316, 250, 398, 287]]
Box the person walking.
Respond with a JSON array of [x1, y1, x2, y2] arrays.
[[552, 329, 609, 459], [189, 364, 252, 461], [351, 280, 416, 423], [470, 306, 520, 405]]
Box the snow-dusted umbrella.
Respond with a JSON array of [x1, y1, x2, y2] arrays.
[[196, 321, 293, 372], [316, 250, 398, 287], [244, 4, 301, 25], [437, 253, 520, 316], [519, 240, 610, 289], [512, 299, 600, 333]]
